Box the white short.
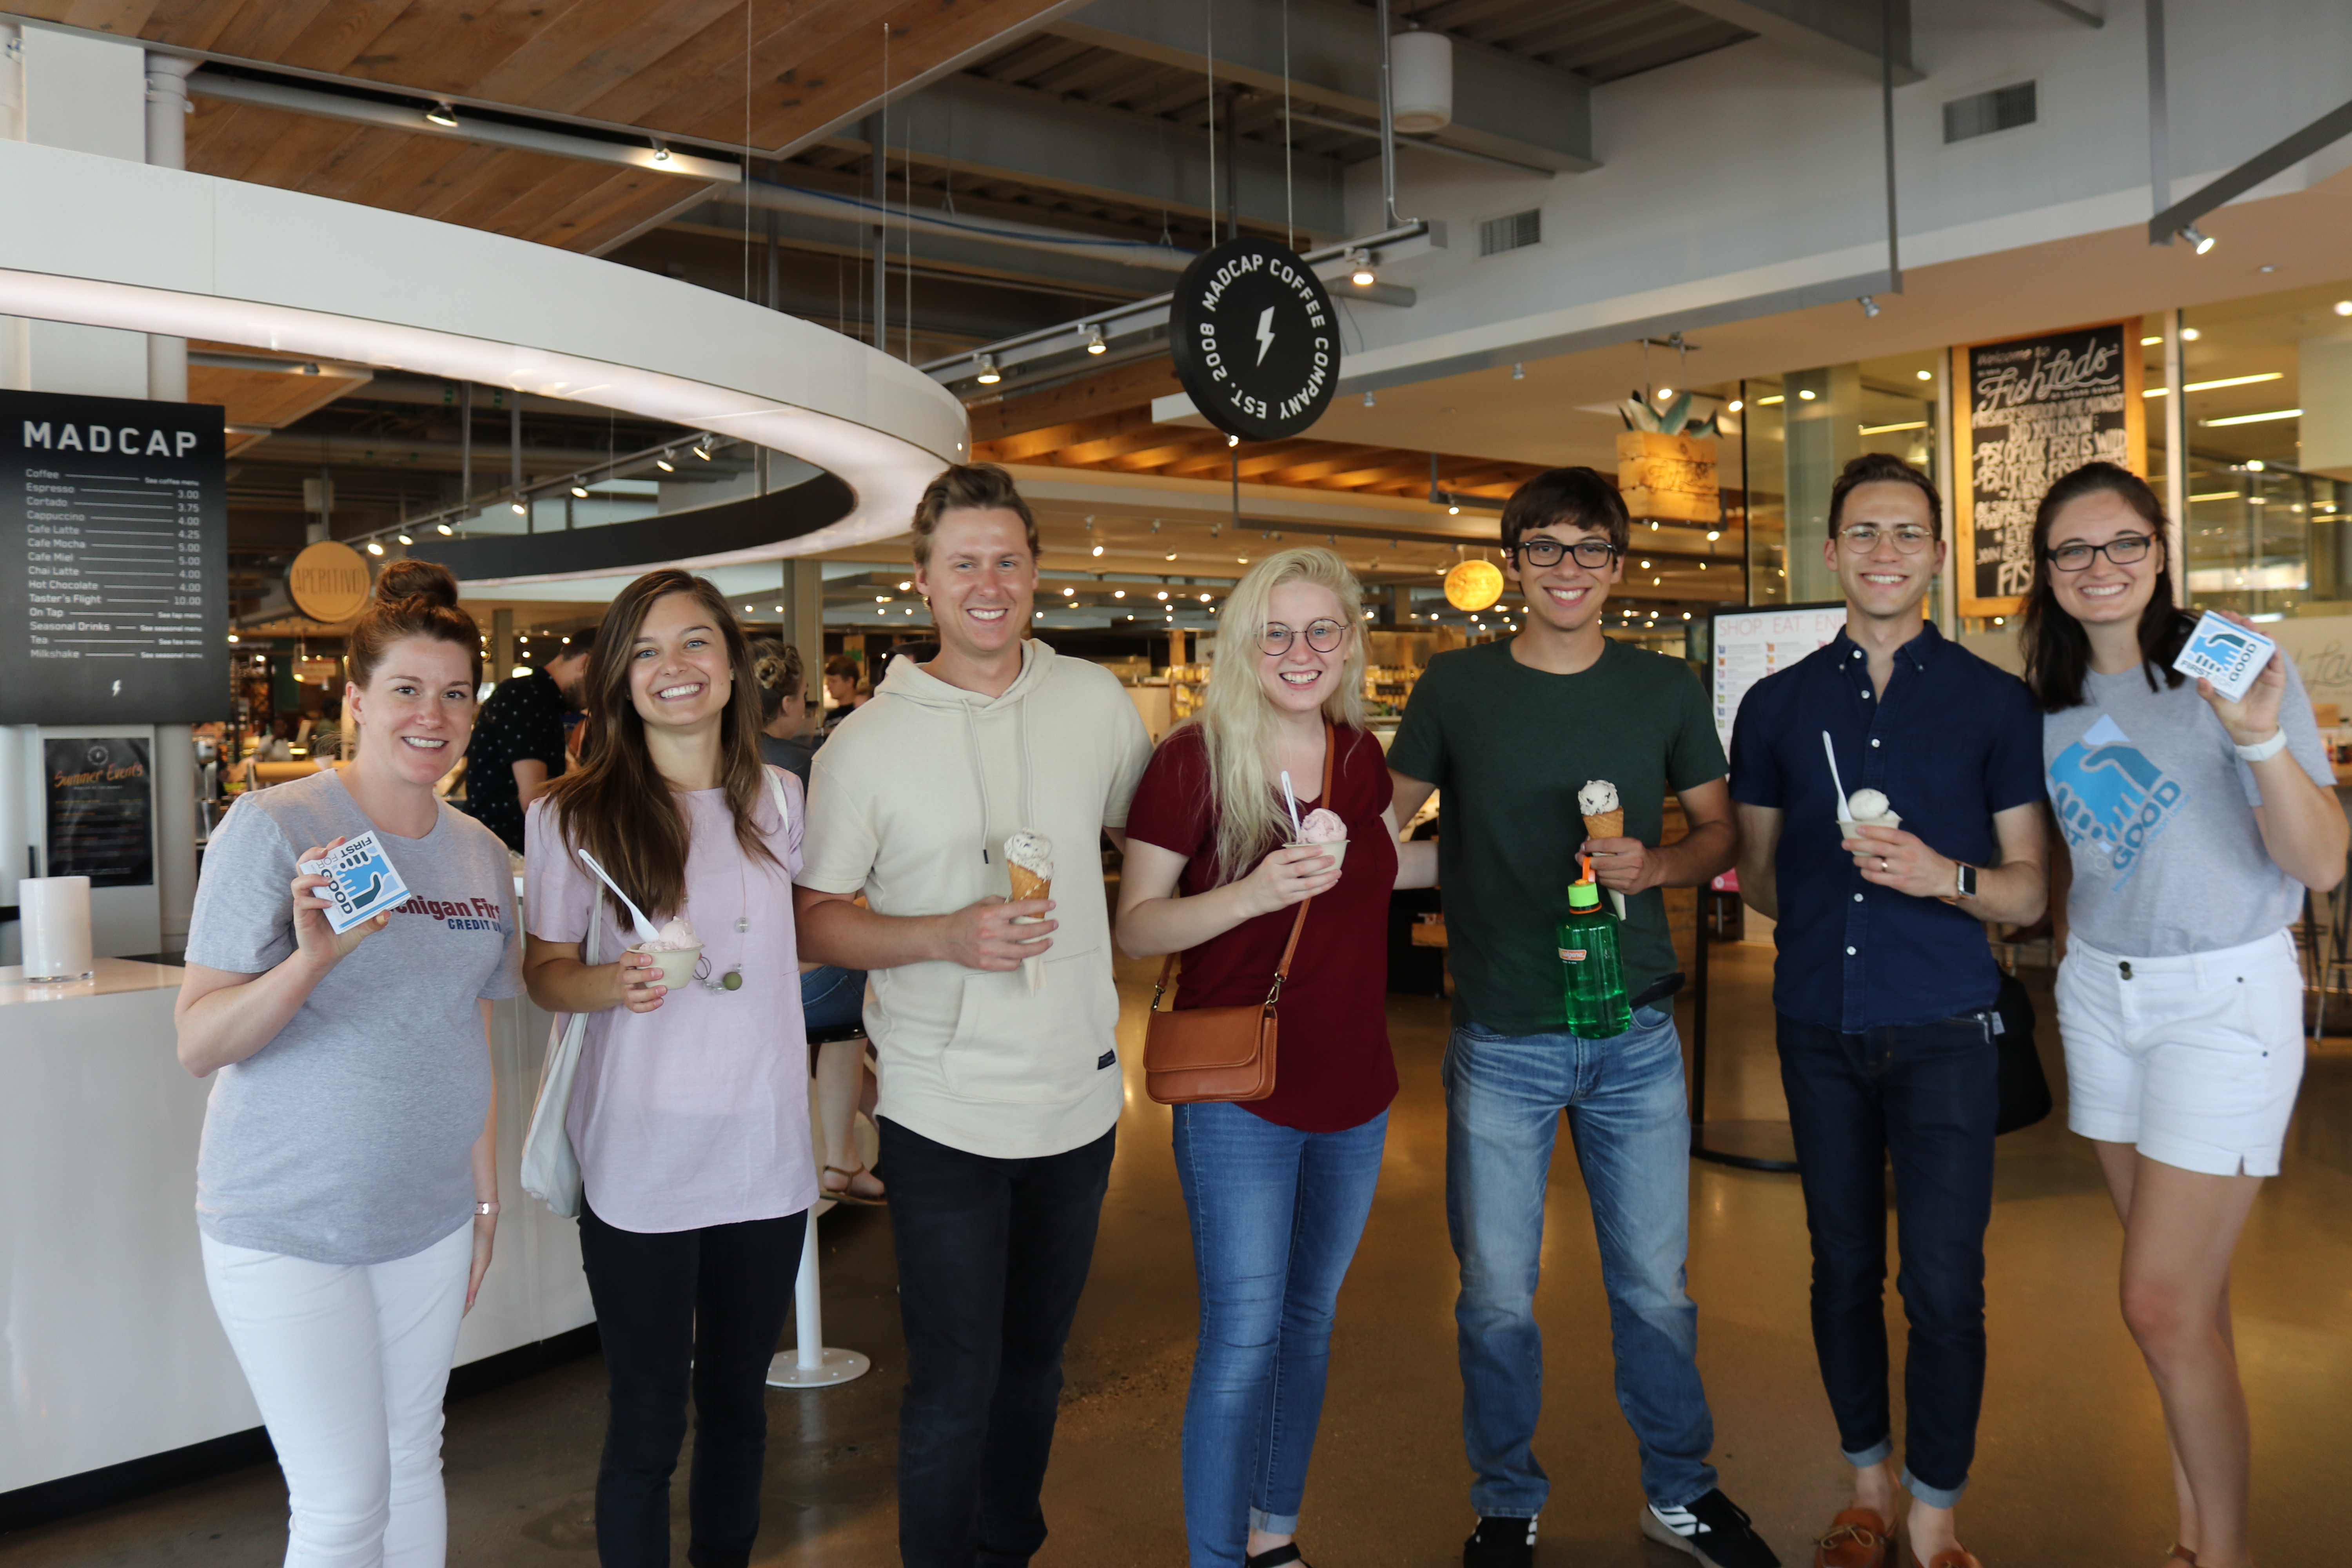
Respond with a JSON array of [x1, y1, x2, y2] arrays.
[[2055, 929, 2305, 1177]]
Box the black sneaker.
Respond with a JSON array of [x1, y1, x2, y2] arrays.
[[1463, 1514, 1537, 1568], [1641, 1489, 1780, 1568]]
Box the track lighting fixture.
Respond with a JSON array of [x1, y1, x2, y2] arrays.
[[1227, 433, 1240, 447], [424, 102, 459, 129], [570, 484, 590, 498], [365, 540, 384, 555], [1347, 249, 1375, 287], [691, 435, 714, 460], [975, 354, 1002, 385], [1363, 392, 1376, 408], [1858, 295, 1881, 318], [1084, 324, 1107, 355], [656, 450, 675, 472], [510, 499, 527, 515], [396, 533, 412, 545], [436, 523, 453, 535], [1512, 363, 1524, 381], [2178, 223, 2214, 254], [651, 140, 674, 165]]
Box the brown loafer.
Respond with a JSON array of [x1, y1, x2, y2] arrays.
[[1813, 1509, 1892, 1568]]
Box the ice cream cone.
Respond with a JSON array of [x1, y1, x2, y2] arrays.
[[1582, 809, 1625, 843], [1008, 864, 1051, 905]]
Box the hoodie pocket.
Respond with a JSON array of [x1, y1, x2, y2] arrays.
[[941, 944, 1119, 1103]]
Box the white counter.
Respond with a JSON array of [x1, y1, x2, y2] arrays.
[[0, 960, 592, 1499]]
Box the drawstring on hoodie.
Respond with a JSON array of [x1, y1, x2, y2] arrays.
[[905, 641, 1041, 866]]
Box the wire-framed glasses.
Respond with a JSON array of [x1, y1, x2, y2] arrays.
[[1514, 537, 1618, 569], [1260, 619, 1348, 656], [1837, 523, 1936, 554], [2045, 534, 2155, 572]]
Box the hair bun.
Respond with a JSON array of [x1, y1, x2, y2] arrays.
[[374, 558, 459, 608]]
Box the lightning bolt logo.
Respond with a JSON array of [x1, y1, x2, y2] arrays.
[[1254, 306, 1276, 367]]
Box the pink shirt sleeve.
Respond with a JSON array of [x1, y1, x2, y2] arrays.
[[523, 798, 600, 945]]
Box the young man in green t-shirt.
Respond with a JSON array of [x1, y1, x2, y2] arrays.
[[1389, 468, 1775, 1568]]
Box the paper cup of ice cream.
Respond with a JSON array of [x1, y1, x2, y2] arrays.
[[1289, 808, 1348, 869], [1838, 788, 1902, 839], [629, 943, 702, 989]]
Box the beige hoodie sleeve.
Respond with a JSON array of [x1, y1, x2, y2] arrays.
[[1097, 674, 1154, 831], [794, 745, 877, 897]]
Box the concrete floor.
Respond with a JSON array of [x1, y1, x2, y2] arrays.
[[9, 938, 2351, 1567]]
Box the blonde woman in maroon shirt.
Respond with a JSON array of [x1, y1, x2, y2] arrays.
[[1116, 547, 1436, 1568]]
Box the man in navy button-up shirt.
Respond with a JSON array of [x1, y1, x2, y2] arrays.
[[1730, 453, 2046, 1568]]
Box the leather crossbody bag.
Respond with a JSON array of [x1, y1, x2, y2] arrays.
[[1141, 728, 1333, 1105]]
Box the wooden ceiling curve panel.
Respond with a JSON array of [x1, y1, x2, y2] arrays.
[[17, 0, 1074, 252]]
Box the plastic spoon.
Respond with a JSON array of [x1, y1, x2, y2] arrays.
[[577, 849, 661, 946], [1279, 770, 1305, 841], [1822, 731, 1851, 824]]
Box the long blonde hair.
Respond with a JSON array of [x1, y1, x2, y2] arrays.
[[1191, 547, 1367, 883]]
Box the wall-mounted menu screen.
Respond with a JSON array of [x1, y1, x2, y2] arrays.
[[0, 390, 229, 724]]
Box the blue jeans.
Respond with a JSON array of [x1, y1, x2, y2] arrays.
[[1443, 1005, 1717, 1516], [1174, 1102, 1388, 1568], [799, 964, 866, 1034], [1775, 1010, 1998, 1509]]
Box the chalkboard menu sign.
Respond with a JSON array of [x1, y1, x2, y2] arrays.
[[44, 735, 154, 889], [1952, 321, 2146, 618], [0, 389, 229, 724]]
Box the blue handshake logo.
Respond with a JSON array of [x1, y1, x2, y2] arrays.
[[2047, 715, 2181, 886]]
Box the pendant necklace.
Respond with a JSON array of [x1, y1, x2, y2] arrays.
[[690, 853, 751, 993]]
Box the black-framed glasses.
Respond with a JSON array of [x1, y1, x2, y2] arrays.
[[1513, 537, 1618, 569], [1837, 523, 1936, 554], [1259, 619, 1348, 657], [2045, 534, 2155, 572]]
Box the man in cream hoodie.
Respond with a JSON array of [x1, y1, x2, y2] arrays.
[[797, 464, 1151, 1568]]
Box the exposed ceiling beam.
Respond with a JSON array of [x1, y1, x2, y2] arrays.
[[2027, 0, 2105, 24], [1046, 0, 1597, 174], [882, 73, 1348, 236], [2148, 96, 2352, 246], [187, 72, 742, 182], [1673, 0, 1921, 83]]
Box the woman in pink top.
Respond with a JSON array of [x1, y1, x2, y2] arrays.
[[523, 570, 815, 1568]]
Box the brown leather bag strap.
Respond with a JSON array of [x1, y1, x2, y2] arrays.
[[1153, 721, 1342, 1007]]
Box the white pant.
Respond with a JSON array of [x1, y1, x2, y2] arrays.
[[2057, 929, 2306, 1177], [200, 1223, 472, 1568]]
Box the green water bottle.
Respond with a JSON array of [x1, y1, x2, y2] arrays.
[[1557, 857, 1632, 1039]]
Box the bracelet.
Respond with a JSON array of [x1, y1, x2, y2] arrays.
[[2233, 729, 2288, 763], [474, 1200, 500, 1217]]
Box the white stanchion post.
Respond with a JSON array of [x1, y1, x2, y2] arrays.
[[765, 1199, 871, 1388]]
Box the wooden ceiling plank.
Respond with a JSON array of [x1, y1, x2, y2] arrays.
[[51, 0, 161, 37], [268, 0, 415, 75], [332, 0, 627, 98], [448, 0, 744, 108], [548, 179, 727, 252], [503, 167, 684, 246], [201, 0, 348, 63], [967, 359, 1181, 444]]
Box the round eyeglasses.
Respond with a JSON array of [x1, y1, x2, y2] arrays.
[[2045, 534, 2155, 572], [1514, 537, 1619, 569], [1836, 523, 1936, 554], [1260, 619, 1348, 657]]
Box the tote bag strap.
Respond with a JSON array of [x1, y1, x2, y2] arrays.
[[1152, 721, 1338, 1009]]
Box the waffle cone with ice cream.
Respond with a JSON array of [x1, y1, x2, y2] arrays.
[[1577, 779, 1624, 844], [1004, 831, 1054, 991]]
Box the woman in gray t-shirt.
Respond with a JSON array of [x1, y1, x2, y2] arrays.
[[2022, 463, 2346, 1568], [178, 562, 522, 1567]]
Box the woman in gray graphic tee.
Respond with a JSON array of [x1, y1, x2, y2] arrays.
[[177, 562, 522, 1568], [2021, 463, 2344, 1568]]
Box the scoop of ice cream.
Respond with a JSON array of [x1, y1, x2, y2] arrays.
[[1847, 788, 1891, 822], [639, 916, 701, 952], [1577, 780, 1620, 816], [1003, 829, 1054, 879], [1296, 808, 1348, 844]]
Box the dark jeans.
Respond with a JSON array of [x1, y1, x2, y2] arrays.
[[881, 1116, 1117, 1568], [1775, 1009, 1999, 1507], [577, 1199, 808, 1568]]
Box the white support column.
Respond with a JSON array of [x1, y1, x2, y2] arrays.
[[1935, 345, 1957, 635], [17, 22, 148, 399], [144, 53, 196, 403], [2163, 308, 2189, 606], [0, 22, 27, 393]]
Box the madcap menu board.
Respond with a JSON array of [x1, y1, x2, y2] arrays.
[[0, 389, 229, 724], [1952, 320, 2146, 619]]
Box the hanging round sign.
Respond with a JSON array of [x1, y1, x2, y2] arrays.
[[288, 540, 372, 623], [1169, 236, 1340, 442], [1444, 559, 1505, 612]]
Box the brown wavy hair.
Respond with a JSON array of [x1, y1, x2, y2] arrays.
[[2020, 461, 2190, 713], [539, 571, 779, 925], [348, 559, 480, 689]]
